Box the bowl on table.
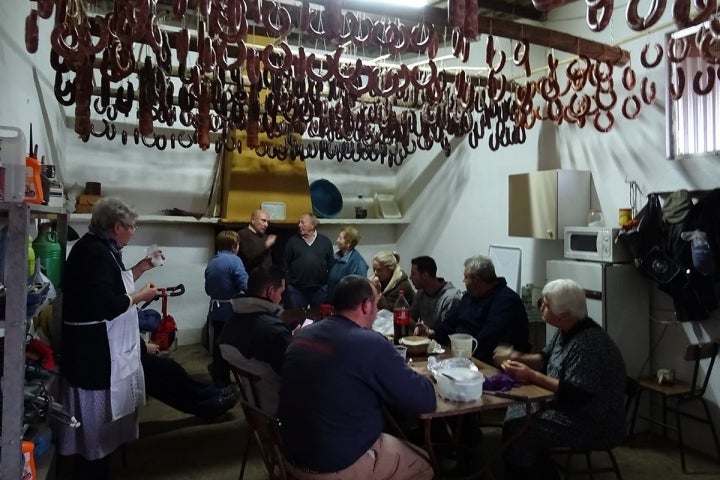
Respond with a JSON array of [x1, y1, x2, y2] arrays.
[[399, 336, 431, 356], [434, 367, 485, 402]]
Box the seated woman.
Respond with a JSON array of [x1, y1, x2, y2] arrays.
[[495, 278, 626, 480], [371, 251, 414, 311], [141, 339, 240, 420]]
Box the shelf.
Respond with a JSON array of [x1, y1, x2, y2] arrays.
[[69, 213, 218, 224], [0, 203, 65, 215], [317, 218, 410, 225], [220, 217, 410, 225]]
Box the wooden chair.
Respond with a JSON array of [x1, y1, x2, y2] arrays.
[[230, 365, 262, 480], [629, 341, 720, 473], [549, 377, 638, 479], [240, 400, 292, 480]]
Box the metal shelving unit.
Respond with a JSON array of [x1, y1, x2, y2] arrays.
[[1, 203, 65, 480]]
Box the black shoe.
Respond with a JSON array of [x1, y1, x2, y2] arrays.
[[219, 385, 241, 409], [220, 384, 240, 398]]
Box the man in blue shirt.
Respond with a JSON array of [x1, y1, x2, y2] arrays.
[[279, 275, 435, 479], [204, 230, 248, 387]]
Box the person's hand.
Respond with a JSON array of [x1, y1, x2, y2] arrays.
[[370, 276, 381, 291], [501, 359, 534, 384], [146, 342, 161, 355], [414, 323, 433, 337], [492, 344, 516, 367], [266, 234, 277, 248], [137, 283, 158, 303]]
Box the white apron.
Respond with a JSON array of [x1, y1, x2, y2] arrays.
[[106, 269, 146, 420]]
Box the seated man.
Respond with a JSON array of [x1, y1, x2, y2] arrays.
[[496, 279, 627, 480], [420, 254, 530, 363], [278, 275, 436, 480], [218, 266, 290, 414], [409, 255, 462, 329], [141, 339, 240, 420]]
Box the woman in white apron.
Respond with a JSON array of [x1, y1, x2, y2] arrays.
[[58, 197, 161, 479]]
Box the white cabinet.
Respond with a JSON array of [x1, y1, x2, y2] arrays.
[[508, 170, 591, 239]]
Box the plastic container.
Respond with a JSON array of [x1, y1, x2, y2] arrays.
[[309, 179, 343, 218], [0, 126, 27, 202], [393, 290, 410, 345], [24, 155, 43, 204], [22, 440, 37, 480], [435, 367, 485, 402], [33, 227, 63, 289]]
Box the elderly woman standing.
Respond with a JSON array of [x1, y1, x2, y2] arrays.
[[58, 197, 159, 479], [326, 226, 369, 304], [371, 251, 414, 311], [495, 278, 626, 480]]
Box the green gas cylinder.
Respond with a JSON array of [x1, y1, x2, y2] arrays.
[[33, 228, 62, 289]]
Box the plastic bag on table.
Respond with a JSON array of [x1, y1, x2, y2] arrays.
[[371, 309, 393, 336]]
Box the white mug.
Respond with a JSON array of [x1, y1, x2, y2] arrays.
[[449, 333, 478, 358]]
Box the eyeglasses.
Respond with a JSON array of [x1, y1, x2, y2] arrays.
[[125, 223, 139, 232]]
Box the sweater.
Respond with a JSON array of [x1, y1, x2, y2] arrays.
[[326, 249, 369, 303], [204, 250, 248, 300], [61, 233, 133, 389], [237, 226, 272, 272], [410, 279, 462, 329], [278, 315, 436, 472], [282, 233, 334, 288], [219, 296, 291, 413], [434, 278, 530, 363]]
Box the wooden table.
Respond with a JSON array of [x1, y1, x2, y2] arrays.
[[410, 357, 554, 479]]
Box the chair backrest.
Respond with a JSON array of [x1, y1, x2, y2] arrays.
[[231, 365, 263, 410], [684, 341, 719, 396], [240, 400, 288, 480]]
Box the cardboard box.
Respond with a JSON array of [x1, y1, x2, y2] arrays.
[[75, 194, 101, 213]]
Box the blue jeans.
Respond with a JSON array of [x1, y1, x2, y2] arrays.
[[284, 284, 328, 309]]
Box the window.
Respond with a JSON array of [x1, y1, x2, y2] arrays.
[[666, 26, 720, 159]]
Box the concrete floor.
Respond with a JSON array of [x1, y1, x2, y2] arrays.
[[108, 344, 720, 480]]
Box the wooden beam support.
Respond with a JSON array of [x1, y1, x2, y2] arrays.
[[474, 16, 630, 65]]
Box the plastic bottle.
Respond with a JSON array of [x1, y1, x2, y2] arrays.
[[28, 236, 35, 277], [24, 154, 43, 204], [33, 225, 62, 289], [22, 440, 37, 480], [393, 290, 410, 345]]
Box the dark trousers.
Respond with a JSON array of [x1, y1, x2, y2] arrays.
[[207, 303, 233, 387], [283, 284, 327, 309], [142, 352, 226, 419]]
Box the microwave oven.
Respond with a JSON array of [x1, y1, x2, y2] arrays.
[[563, 226, 633, 263]]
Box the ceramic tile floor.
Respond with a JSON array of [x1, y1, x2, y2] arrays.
[[105, 344, 720, 480]]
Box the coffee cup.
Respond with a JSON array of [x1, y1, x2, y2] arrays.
[[395, 345, 407, 361], [449, 333, 478, 358], [145, 244, 164, 267]]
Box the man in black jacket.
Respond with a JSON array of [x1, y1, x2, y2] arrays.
[[218, 266, 291, 414]]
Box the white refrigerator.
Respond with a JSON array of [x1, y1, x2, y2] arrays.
[[546, 259, 650, 377]]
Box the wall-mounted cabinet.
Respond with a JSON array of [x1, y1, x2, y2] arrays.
[[508, 170, 591, 240]]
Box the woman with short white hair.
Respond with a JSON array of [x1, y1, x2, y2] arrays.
[[494, 278, 627, 480]]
